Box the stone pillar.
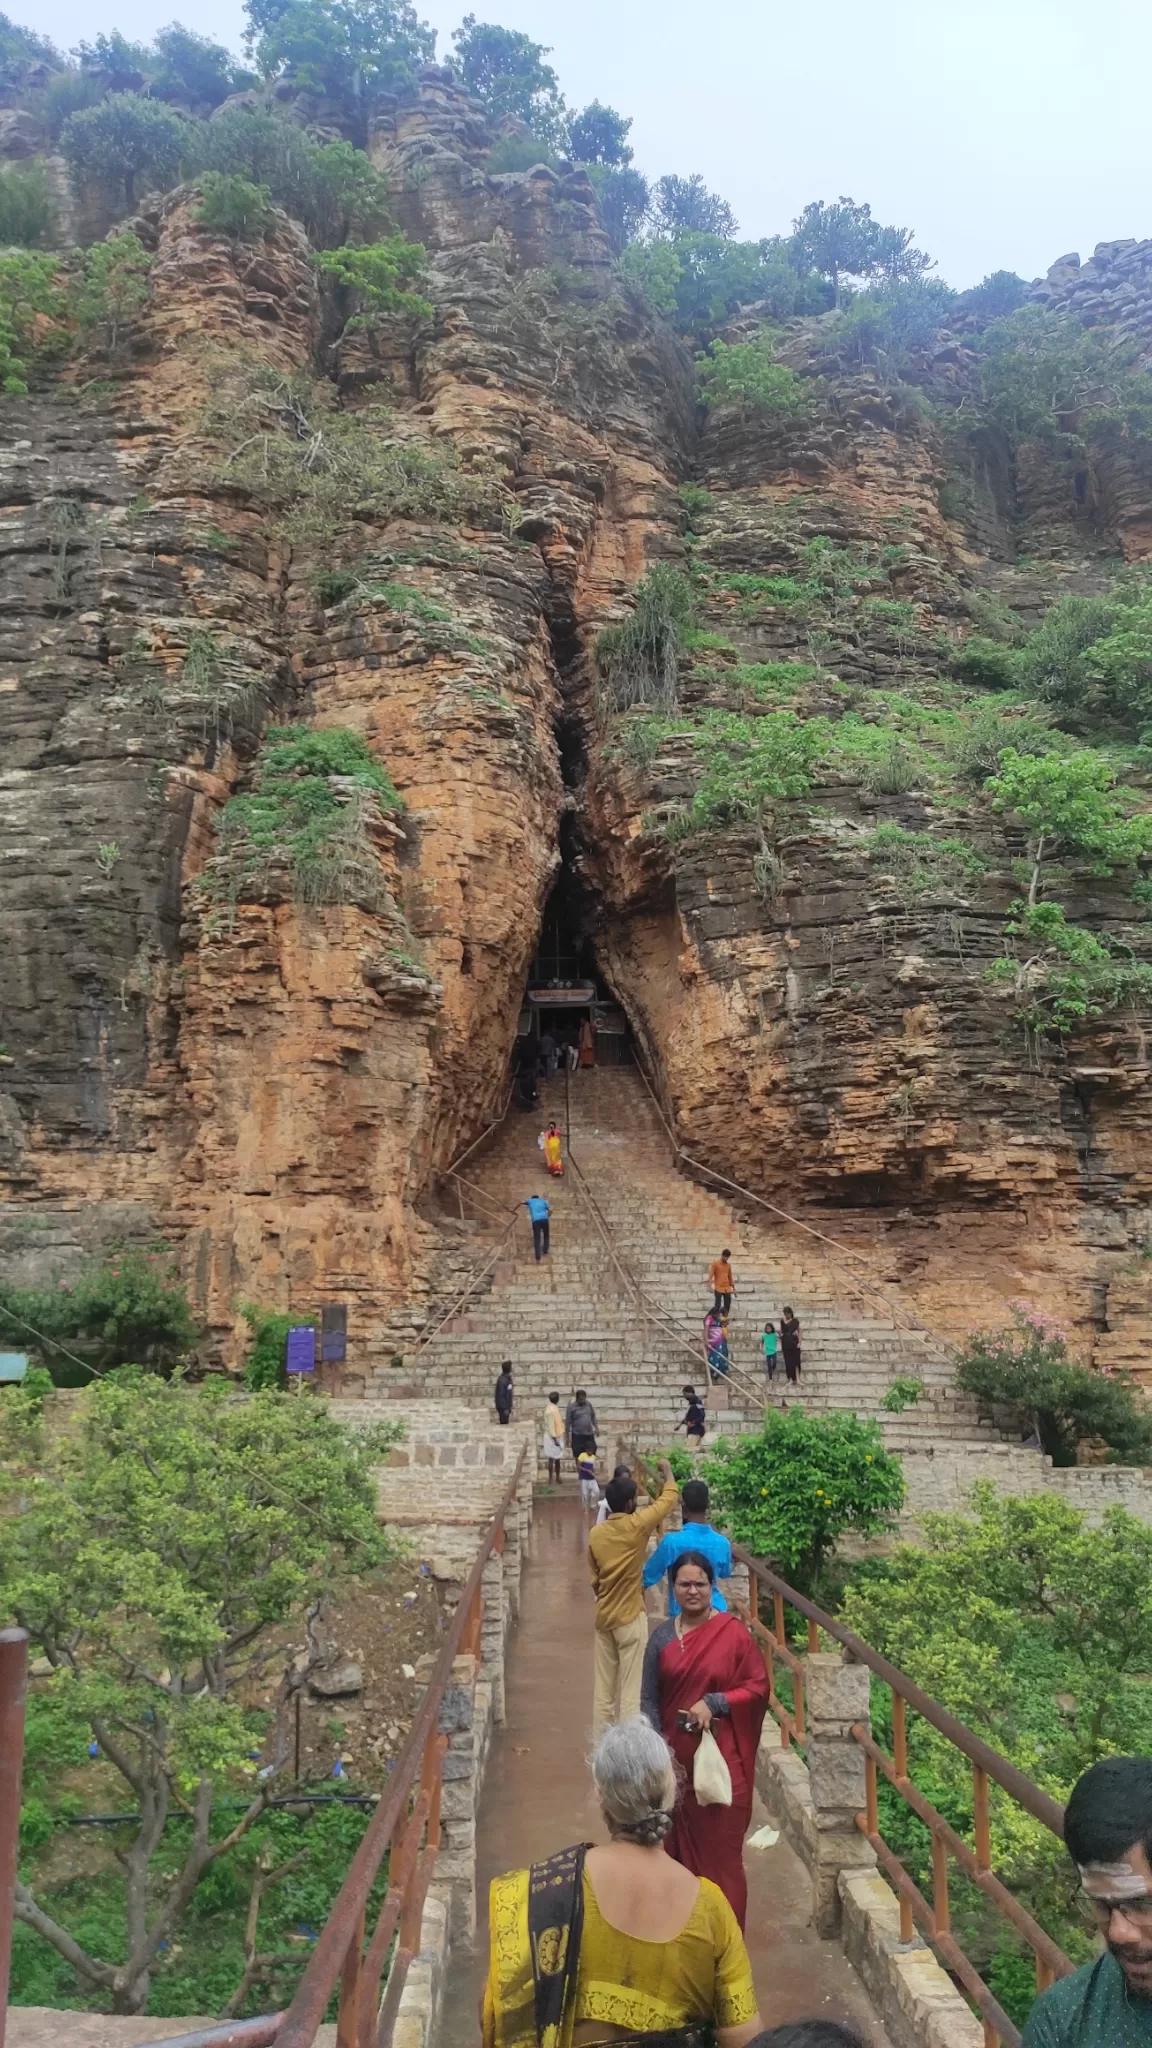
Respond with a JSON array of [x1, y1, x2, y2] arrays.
[[417, 1649, 482, 1944], [805, 1652, 877, 1935]]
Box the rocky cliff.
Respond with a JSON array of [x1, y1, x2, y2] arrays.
[[1, 72, 1150, 1377]]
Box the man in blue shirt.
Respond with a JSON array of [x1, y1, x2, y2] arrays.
[[524, 1194, 550, 1261], [642, 1479, 733, 1616], [1023, 1755, 1152, 2044]]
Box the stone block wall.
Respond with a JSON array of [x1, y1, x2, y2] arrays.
[[898, 1444, 1152, 1527]]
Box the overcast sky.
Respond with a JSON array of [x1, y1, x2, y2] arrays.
[[18, 0, 1152, 288]]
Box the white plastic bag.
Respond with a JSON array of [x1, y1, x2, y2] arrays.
[[693, 1726, 732, 1807]]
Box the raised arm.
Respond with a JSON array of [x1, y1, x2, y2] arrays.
[[642, 1532, 674, 1590], [634, 1461, 679, 1535]]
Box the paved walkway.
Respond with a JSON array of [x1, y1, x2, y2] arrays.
[[441, 1491, 890, 2044]]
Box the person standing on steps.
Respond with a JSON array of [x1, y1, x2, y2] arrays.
[[641, 1550, 770, 1930], [566, 1388, 598, 1470], [538, 1027, 558, 1078], [578, 1015, 596, 1068], [542, 1389, 564, 1483], [676, 1385, 708, 1450], [761, 1320, 779, 1382], [494, 1360, 514, 1426], [525, 1191, 550, 1261], [704, 1309, 726, 1386], [709, 1248, 734, 1316], [780, 1306, 802, 1384], [588, 1457, 679, 1733], [643, 1478, 734, 1617]]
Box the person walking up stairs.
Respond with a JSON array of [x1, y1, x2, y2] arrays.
[[589, 1457, 678, 1735]]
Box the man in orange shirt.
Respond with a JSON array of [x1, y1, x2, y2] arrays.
[[708, 1248, 734, 1315]]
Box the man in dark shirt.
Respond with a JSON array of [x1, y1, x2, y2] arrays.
[[494, 1361, 513, 1425], [1023, 1755, 1152, 2044]]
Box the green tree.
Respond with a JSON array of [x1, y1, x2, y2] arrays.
[[0, 161, 54, 247], [239, 1303, 315, 1388], [987, 899, 1152, 1038], [74, 31, 152, 90], [316, 234, 430, 325], [956, 1304, 1152, 1465], [697, 335, 810, 419], [587, 163, 649, 253], [568, 99, 632, 165], [978, 304, 1152, 445], [987, 746, 1152, 902], [0, 1371, 402, 2013], [452, 15, 564, 142], [73, 229, 152, 354], [828, 276, 956, 370], [0, 10, 61, 66], [652, 173, 736, 239], [193, 172, 275, 241], [150, 23, 251, 107], [0, 249, 65, 392], [0, 1249, 198, 1380], [791, 196, 881, 307], [59, 93, 188, 207], [619, 235, 680, 315], [959, 269, 1028, 319], [705, 1408, 905, 1596], [1014, 582, 1152, 735], [252, 0, 433, 113]]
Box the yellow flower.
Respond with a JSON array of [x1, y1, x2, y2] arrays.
[[865, 1455, 872, 1463], [760, 1486, 768, 1495]]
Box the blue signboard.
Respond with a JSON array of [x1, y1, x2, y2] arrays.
[[285, 1326, 316, 1375], [0, 1353, 28, 1383]]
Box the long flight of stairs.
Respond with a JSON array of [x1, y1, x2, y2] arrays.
[[369, 1067, 994, 1457]]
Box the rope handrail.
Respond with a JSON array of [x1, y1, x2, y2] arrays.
[[564, 1149, 767, 1417], [407, 1208, 520, 1363], [134, 1450, 528, 2048], [629, 1049, 957, 1359], [440, 1082, 515, 1183]]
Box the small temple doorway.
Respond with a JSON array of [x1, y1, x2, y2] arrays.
[[512, 868, 631, 1105]]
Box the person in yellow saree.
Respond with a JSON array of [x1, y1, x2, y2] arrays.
[[542, 1122, 564, 1176], [482, 1718, 762, 2048]]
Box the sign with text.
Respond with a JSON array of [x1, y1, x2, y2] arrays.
[[285, 1325, 317, 1375]]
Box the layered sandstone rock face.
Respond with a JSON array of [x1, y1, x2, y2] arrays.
[[1, 78, 1149, 1377], [0, 82, 693, 1368]]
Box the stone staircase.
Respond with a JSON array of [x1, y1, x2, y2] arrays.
[[369, 1068, 994, 1457]]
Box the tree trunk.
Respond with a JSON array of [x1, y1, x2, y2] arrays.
[[1027, 834, 1045, 906]]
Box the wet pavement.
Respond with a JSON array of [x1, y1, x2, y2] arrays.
[[441, 1491, 890, 2044]]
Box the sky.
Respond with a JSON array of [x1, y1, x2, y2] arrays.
[[16, 0, 1152, 288]]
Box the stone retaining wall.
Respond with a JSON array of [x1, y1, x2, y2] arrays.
[[899, 1444, 1152, 1526]]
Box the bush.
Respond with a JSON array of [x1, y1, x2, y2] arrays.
[[316, 235, 430, 327], [193, 172, 275, 240], [204, 723, 403, 914], [705, 1408, 905, 1596], [949, 636, 1018, 689], [192, 112, 390, 249], [946, 699, 1055, 782], [0, 248, 65, 391], [956, 1303, 1152, 1465], [0, 1249, 200, 1379], [72, 230, 151, 355], [0, 161, 54, 247], [59, 92, 188, 207], [697, 336, 810, 419], [150, 22, 249, 108], [977, 304, 1152, 446], [988, 900, 1152, 1038], [585, 162, 649, 252], [485, 132, 560, 174], [827, 275, 955, 368], [595, 563, 694, 712], [668, 708, 825, 836], [240, 1302, 315, 1389]]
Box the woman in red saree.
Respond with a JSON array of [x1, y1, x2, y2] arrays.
[[640, 1550, 769, 1929]]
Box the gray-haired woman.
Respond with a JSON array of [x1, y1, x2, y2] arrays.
[[482, 1717, 763, 2046]]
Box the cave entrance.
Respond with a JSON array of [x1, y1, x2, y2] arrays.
[[513, 858, 632, 1098]]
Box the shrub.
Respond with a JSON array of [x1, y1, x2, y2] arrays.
[[696, 336, 810, 419], [59, 92, 188, 207], [946, 699, 1055, 782], [72, 230, 152, 355], [485, 132, 560, 174], [988, 900, 1152, 1038], [880, 1376, 925, 1412], [595, 563, 694, 712], [676, 708, 825, 832], [0, 161, 54, 247], [864, 823, 987, 899], [204, 722, 403, 914], [240, 1302, 315, 1389], [585, 162, 649, 252], [193, 113, 390, 249], [949, 636, 1017, 688], [987, 747, 1152, 900], [150, 22, 250, 108], [977, 304, 1152, 446], [193, 172, 275, 240], [0, 249, 65, 392], [0, 1249, 200, 1379], [959, 270, 1028, 320], [705, 1408, 905, 1596], [316, 235, 430, 327], [957, 1303, 1152, 1464]]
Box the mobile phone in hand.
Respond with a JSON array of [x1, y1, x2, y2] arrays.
[[677, 1710, 698, 1732]]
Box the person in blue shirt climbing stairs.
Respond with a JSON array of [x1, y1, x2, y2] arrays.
[[525, 1193, 551, 1260]]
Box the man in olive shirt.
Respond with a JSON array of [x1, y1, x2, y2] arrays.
[[1024, 1756, 1152, 2044], [588, 1456, 678, 1736]]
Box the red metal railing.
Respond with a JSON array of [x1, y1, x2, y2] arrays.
[[0, 1456, 524, 2048], [735, 1548, 1075, 2048]]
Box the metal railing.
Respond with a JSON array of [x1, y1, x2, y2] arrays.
[[0, 1454, 526, 2048], [629, 1048, 957, 1359], [734, 1547, 1074, 2048]]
